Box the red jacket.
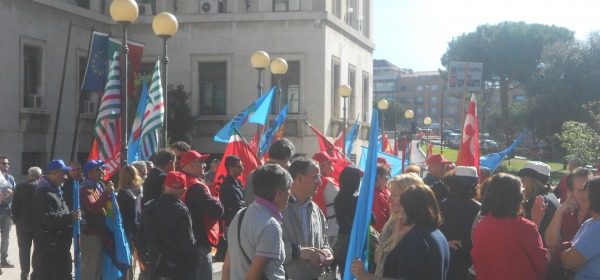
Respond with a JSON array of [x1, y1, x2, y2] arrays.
[[313, 176, 338, 215], [372, 187, 391, 233]]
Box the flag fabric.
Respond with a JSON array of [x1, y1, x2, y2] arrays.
[[358, 147, 408, 178], [382, 133, 393, 154], [127, 80, 149, 164], [212, 128, 262, 195], [480, 130, 527, 172], [102, 194, 131, 279], [342, 114, 361, 156], [425, 142, 433, 166], [92, 51, 121, 179], [343, 110, 379, 280], [457, 94, 480, 169], [306, 122, 353, 181], [73, 180, 81, 280], [248, 130, 260, 154], [333, 130, 344, 151], [394, 136, 399, 156], [214, 87, 276, 143], [82, 31, 144, 95], [138, 61, 165, 160], [259, 104, 289, 157]]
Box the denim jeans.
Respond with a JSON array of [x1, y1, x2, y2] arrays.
[[196, 245, 213, 280], [0, 210, 12, 262]]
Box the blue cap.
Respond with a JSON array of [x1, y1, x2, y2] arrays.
[[83, 160, 108, 175], [46, 160, 73, 171]]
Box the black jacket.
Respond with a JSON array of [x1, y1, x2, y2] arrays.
[[143, 193, 198, 279], [62, 176, 83, 211], [33, 177, 73, 232], [219, 175, 245, 226], [12, 179, 38, 230], [117, 187, 138, 240], [142, 168, 167, 205]]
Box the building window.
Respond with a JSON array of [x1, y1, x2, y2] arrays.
[[416, 97, 424, 105], [416, 85, 423, 91], [273, 0, 300, 11], [431, 96, 438, 104], [332, 58, 341, 117], [400, 86, 407, 92], [348, 65, 356, 119], [417, 108, 424, 115], [431, 107, 438, 115], [198, 62, 226, 115], [21, 152, 47, 175], [271, 60, 300, 114], [76, 0, 90, 9], [78, 57, 98, 114], [23, 45, 43, 108]]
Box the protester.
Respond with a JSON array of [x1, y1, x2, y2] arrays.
[[222, 164, 292, 280], [215, 155, 245, 262], [79, 160, 114, 280], [131, 160, 148, 182], [555, 157, 583, 202], [333, 166, 365, 278], [63, 162, 83, 212], [32, 160, 81, 279], [518, 161, 560, 238], [479, 166, 492, 182], [424, 154, 451, 201], [171, 141, 191, 171], [142, 149, 176, 205], [472, 173, 547, 280], [141, 171, 198, 280], [403, 164, 421, 175], [561, 177, 600, 279], [372, 163, 392, 232], [117, 165, 143, 279], [204, 159, 220, 187], [181, 150, 224, 280], [544, 168, 593, 280], [374, 172, 423, 277], [245, 138, 295, 206], [281, 158, 334, 280], [0, 156, 16, 269], [350, 184, 450, 280], [11, 166, 42, 280], [439, 166, 481, 280]]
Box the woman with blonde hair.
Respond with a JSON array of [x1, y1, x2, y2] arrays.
[[117, 165, 143, 280], [374, 172, 424, 276]]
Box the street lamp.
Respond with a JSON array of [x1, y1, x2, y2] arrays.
[[270, 58, 288, 113], [251, 51, 270, 154], [378, 99, 389, 151], [152, 12, 178, 148], [404, 109, 414, 160], [110, 0, 138, 168], [424, 116, 432, 144], [338, 85, 352, 154]]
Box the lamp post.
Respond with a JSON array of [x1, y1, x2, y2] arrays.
[[152, 12, 178, 148], [251, 51, 270, 153], [405, 109, 414, 160], [270, 58, 288, 113], [377, 99, 389, 151], [424, 116, 432, 145], [110, 0, 138, 168], [338, 85, 352, 155]]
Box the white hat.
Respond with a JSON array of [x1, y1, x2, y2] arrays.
[[455, 166, 478, 178]]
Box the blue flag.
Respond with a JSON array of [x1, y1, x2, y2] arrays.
[[102, 194, 131, 279], [259, 104, 288, 157], [343, 109, 379, 280], [358, 147, 408, 177], [214, 87, 276, 143], [345, 114, 361, 156], [82, 31, 110, 92], [73, 180, 81, 280], [480, 130, 527, 172], [127, 80, 149, 164]]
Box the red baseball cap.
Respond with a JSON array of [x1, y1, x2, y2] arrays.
[[428, 154, 451, 165], [377, 157, 393, 166], [164, 171, 187, 190], [313, 151, 335, 164], [180, 150, 210, 168]]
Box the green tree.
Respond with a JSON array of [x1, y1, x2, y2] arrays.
[[167, 84, 194, 144], [556, 102, 600, 165], [441, 22, 574, 143]]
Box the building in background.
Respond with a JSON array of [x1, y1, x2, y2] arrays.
[[1, 0, 374, 179]]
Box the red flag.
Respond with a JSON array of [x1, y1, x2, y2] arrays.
[[248, 129, 260, 154], [382, 133, 393, 154], [426, 142, 433, 166], [306, 122, 352, 181], [126, 41, 143, 96], [211, 129, 262, 196], [88, 139, 99, 161], [333, 130, 344, 151], [458, 94, 480, 169]]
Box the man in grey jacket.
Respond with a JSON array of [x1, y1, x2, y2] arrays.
[[282, 158, 334, 280]]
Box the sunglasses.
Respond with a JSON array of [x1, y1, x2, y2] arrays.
[[0, 162, 8, 166]]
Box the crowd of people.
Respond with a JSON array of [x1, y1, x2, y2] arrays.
[[0, 140, 599, 280]]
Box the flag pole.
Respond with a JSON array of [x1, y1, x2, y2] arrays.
[[50, 20, 73, 160], [70, 27, 95, 162]]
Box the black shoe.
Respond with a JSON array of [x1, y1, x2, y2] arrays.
[[1, 260, 14, 268]]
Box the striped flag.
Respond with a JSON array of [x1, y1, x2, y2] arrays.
[[93, 51, 121, 179], [139, 61, 164, 160], [127, 80, 149, 164]]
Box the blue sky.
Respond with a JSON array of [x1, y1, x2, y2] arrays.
[[373, 0, 600, 71]]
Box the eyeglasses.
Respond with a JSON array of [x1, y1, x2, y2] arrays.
[[235, 164, 244, 168], [0, 162, 8, 166]]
